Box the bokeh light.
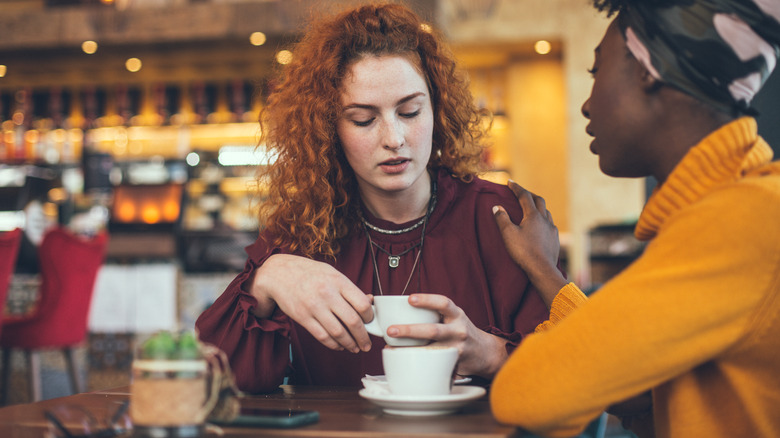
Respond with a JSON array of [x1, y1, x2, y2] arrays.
[[276, 50, 293, 65], [534, 40, 552, 55], [250, 32, 267, 46], [126, 57, 142, 72], [82, 41, 98, 54]]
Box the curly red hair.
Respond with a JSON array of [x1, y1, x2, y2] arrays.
[[259, 2, 487, 259]]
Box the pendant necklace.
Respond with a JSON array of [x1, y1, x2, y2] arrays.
[[362, 181, 436, 295], [370, 241, 420, 268]]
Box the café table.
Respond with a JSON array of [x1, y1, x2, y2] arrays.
[[0, 385, 524, 437]]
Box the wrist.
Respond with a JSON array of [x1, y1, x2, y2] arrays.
[[528, 270, 568, 309], [473, 333, 510, 379], [250, 266, 277, 318]]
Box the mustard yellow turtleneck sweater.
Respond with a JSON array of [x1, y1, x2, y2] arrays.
[[491, 117, 780, 438]]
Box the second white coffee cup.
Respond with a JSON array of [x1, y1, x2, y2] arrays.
[[382, 346, 458, 397], [364, 295, 439, 347]]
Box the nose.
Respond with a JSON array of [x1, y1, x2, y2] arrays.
[[581, 98, 591, 119], [381, 118, 404, 150]]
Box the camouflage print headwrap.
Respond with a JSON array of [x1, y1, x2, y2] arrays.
[[619, 0, 780, 116]]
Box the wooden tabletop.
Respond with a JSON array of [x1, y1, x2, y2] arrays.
[[0, 385, 524, 437]]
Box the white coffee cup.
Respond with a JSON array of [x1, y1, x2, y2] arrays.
[[382, 346, 458, 396], [364, 295, 439, 347]]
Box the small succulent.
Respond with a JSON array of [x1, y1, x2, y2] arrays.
[[140, 331, 201, 361]]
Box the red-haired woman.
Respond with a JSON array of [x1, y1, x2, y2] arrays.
[[196, 3, 549, 394]]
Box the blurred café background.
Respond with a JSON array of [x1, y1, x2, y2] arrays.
[[1, 0, 779, 405]]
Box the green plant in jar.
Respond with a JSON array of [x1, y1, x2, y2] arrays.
[[131, 330, 213, 432], [138, 331, 203, 378]]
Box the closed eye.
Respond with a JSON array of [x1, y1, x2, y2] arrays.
[[352, 118, 375, 127], [400, 110, 421, 119]]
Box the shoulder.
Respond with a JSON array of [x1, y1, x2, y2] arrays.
[[705, 169, 780, 218], [439, 172, 518, 206], [435, 172, 524, 226], [666, 171, 780, 251]]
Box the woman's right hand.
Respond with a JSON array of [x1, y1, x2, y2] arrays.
[[250, 254, 374, 353]]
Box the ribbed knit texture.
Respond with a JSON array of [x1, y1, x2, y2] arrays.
[[534, 283, 588, 333]]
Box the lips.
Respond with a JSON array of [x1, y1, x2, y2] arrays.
[[380, 157, 409, 166], [585, 126, 597, 154], [378, 157, 411, 174]]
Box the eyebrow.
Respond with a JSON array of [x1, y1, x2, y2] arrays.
[[342, 92, 426, 111]]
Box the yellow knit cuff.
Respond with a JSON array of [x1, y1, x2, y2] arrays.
[[534, 282, 587, 333]]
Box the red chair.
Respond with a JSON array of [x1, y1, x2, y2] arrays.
[[0, 226, 108, 404], [0, 229, 23, 331]]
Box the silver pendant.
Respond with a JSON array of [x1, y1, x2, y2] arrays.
[[388, 256, 400, 268]]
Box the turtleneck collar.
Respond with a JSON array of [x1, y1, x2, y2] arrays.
[[635, 117, 774, 240]]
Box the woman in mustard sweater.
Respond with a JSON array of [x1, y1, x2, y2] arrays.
[[490, 1, 780, 437]]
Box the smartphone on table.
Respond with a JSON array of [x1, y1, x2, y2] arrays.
[[213, 407, 320, 428]]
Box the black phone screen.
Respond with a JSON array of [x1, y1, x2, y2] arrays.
[[215, 407, 320, 428], [239, 408, 315, 417]]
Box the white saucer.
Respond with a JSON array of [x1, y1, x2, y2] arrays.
[[359, 385, 486, 416]]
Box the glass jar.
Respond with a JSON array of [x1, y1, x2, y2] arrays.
[[130, 358, 210, 438]]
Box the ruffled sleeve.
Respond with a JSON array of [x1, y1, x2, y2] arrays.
[[195, 235, 293, 394]]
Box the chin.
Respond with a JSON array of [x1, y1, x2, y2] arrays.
[[598, 162, 625, 178]]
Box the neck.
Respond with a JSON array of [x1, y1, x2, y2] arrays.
[[360, 173, 432, 223], [651, 89, 736, 184]]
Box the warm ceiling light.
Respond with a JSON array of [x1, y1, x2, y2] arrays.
[[276, 50, 293, 65], [534, 40, 552, 55], [250, 32, 267, 46], [24, 129, 39, 144], [126, 57, 142, 72], [117, 202, 135, 222], [0, 65, 6, 77], [53, 129, 67, 143], [162, 200, 180, 222], [82, 40, 98, 54], [141, 204, 161, 224]]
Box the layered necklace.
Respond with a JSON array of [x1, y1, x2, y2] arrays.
[[361, 181, 437, 296]]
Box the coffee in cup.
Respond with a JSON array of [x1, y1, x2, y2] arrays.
[[364, 295, 439, 347], [382, 346, 458, 396]]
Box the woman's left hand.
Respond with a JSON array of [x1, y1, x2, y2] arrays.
[[385, 293, 508, 379]]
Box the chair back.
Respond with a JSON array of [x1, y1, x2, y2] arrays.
[[0, 229, 23, 326], [0, 227, 108, 349]]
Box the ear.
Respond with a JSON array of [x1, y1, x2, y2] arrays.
[[638, 64, 663, 93]]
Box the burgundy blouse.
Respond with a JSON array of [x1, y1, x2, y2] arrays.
[[196, 169, 549, 393]]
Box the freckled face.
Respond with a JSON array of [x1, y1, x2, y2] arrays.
[[581, 19, 656, 178], [336, 54, 434, 199]]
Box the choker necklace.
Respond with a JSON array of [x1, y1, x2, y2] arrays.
[[362, 182, 436, 295], [363, 215, 426, 235], [360, 182, 438, 235]]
